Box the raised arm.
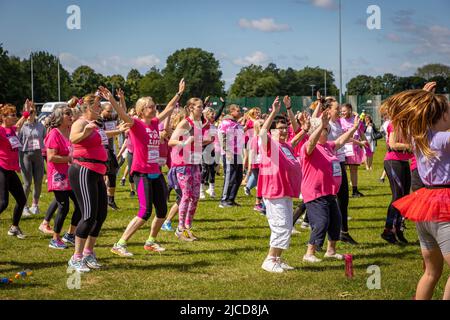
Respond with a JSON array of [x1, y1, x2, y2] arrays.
[[290, 112, 310, 148], [158, 78, 185, 122], [116, 88, 127, 112], [214, 97, 226, 122], [168, 119, 192, 148], [284, 96, 299, 133], [306, 110, 330, 156], [15, 99, 33, 133], [335, 115, 361, 150], [259, 97, 281, 149], [98, 86, 134, 125]]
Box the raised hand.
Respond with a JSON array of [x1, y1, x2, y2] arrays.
[[178, 78, 186, 94], [283, 96, 291, 109], [272, 96, 281, 114], [98, 86, 114, 101], [316, 90, 322, 101], [204, 96, 210, 104], [118, 122, 132, 133], [321, 109, 330, 126], [423, 82, 437, 93], [353, 113, 362, 129], [219, 97, 225, 103], [300, 112, 311, 132], [116, 88, 125, 100]]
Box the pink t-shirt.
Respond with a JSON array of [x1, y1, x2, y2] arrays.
[[301, 141, 342, 203], [0, 126, 20, 171], [72, 128, 108, 175], [45, 128, 71, 192], [384, 123, 413, 162], [257, 136, 301, 199], [410, 156, 417, 171], [130, 117, 161, 175], [250, 135, 262, 169]]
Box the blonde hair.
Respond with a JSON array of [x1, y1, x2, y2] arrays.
[[184, 98, 203, 115], [247, 107, 261, 120], [79, 94, 100, 114], [135, 97, 156, 117], [171, 108, 187, 129], [384, 89, 449, 158], [227, 104, 240, 114]]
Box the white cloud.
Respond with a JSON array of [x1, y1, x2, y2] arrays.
[[386, 33, 401, 42], [310, 0, 337, 10], [238, 18, 291, 32], [233, 51, 270, 66], [58, 53, 160, 75]]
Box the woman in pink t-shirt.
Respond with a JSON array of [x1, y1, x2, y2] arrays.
[[169, 98, 211, 241], [42, 106, 81, 250], [102, 79, 185, 257], [380, 121, 413, 245], [67, 93, 109, 272], [301, 111, 360, 263], [0, 103, 27, 239], [258, 97, 302, 273]]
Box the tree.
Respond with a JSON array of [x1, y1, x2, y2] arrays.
[[229, 65, 265, 97], [0, 45, 30, 106], [297, 67, 338, 96], [125, 69, 142, 105], [415, 63, 450, 80], [396, 76, 427, 91], [347, 75, 376, 96], [162, 48, 224, 101], [70, 66, 105, 97], [27, 51, 71, 103], [105, 74, 126, 94], [371, 73, 399, 95], [139, 67, 167, 104]]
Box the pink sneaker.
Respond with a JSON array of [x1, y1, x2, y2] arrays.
[[39, 223, 54, 235]]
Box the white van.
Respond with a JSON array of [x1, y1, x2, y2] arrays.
[[38, 102, 68, 124]]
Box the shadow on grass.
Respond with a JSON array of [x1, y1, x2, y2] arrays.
[[350, 206, 387, 210], [106, 259, 212, 272], [0, 282, 50, 290], [207, 234, 265, 241], [352, 217, 386, 222], [358, 240, 420, 250], [0, 260, 68, 273], [199, 225, 268, 232]]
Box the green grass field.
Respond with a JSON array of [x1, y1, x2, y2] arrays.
[[1, 140, 449, 300]]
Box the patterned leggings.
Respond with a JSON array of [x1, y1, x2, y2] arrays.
[[176, 165, 201, 229]]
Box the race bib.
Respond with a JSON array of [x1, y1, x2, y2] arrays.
[[27, 138, 40, 150], [332, 161, 342, 177], [344, 143, 354, 157], [52, 172, 69, 190], [281, 146, 297, 161], [7, 135, 22, 149], [148, 145, 159, 164], [98, 129, 109, 146], [104, 121, 116, 131]]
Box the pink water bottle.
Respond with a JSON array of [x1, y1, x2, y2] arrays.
[[344, 254, 354, 278]]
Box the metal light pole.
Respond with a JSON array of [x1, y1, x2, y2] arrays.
[[310, 84, 316, 100], [30, 53, 34, 101], [339, 0, 343, 104], [324, 70, 327, 97], [57, 56, 61, 101]]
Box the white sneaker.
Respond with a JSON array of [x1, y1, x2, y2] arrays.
[[22, 207, 32, 217], [303, 254, 322, 263], [261, 259, 284, 273], [276, 257, 295, 270], [291, 227, 301, 235], [324, 252, 344, 260], [30, 206, 40, 215], [199, 190, 206, 200], [206, 188, 216, 198]]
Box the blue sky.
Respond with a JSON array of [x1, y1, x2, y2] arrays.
[[1, 0, 449, 90]]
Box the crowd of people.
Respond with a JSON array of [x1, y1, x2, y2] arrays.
[[0, 80, 448, 299]]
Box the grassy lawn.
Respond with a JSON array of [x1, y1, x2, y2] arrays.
[[1, 140, 448, 300]]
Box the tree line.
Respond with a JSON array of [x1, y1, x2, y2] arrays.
[[1, 44, 449, 108]]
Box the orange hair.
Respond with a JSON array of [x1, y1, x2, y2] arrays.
[[383, 89, 449, 158]]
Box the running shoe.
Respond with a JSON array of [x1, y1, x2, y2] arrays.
[[303, 254, 322, 263], [244, 187, 251, 196], [39, 223, 54, 235], [352, 191, 365, 198], [381, 229, 398, 244], [291, 228, 301, 235], [108, 201, 120, 211], [175, 229, 195, 242], [68, 256, 90, 273], [83, 254, 102, 269], [7, 226, 26, 239], [254, 203, 265, 213], [22, 207, 32, 218], [230, 201, 241, 207], [144, 241, 166, 252], [379, 178, 385, 183], [340, 232, 358, 245], [206, 188, 216, 198], [111, 243, 134, 257], [324, 252, 344, 260], [276, 257, 295, 270], [29, 206, 40, 215], [49, 239, 68, 250], [395, 230, 409, 244], [62, 233, 76, 246], [185, 228, 198, 241], [301, 222, 310, 230], [161, 221, 173, 232], [120, 178, 126, 186], [261, 259, 284, 273], [219, 201, 233, 208], [200, 190, 206, 200]]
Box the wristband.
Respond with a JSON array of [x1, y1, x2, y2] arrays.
[[23, 111, 30, 119]]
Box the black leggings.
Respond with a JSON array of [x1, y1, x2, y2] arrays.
[[337, 162, 350, 232], [0, 167, 26, 226], [53, 190, 81, 234], [133, 173, 168, 221], [201, 163, 216, 184], [384, 160, 411, 230], [127, 152, 134, 184], [69, 164, 108, 239]]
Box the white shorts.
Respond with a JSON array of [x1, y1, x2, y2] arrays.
[[264, 197, 293, 250]]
